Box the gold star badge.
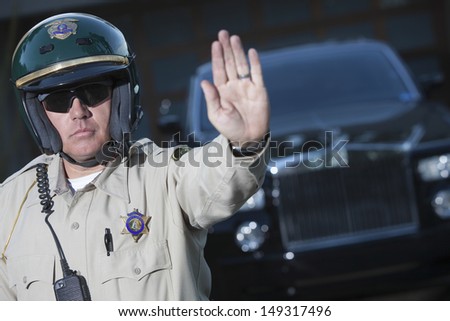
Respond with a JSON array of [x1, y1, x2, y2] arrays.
[[121, 209, 151, 242]]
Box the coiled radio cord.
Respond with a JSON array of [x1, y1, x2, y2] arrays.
[[36, 163, 72, 277]]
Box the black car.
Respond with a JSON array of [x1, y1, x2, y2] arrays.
[[162, 39, 450, 300]]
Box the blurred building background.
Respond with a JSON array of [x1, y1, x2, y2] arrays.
[[0, 0, 449, 180]]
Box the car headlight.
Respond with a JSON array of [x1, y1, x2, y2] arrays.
[[235, 221, 269, 252], [417, 154, 450, 181], [432, 189, 450, 219], [238, 188, 265, 212]]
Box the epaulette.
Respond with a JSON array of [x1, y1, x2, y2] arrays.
[[0, 154, 53, 187]]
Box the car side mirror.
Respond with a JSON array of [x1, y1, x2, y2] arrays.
[[158, 114, 182, 135], [157, 98, 183, 135], [418, 72, 444, 98]]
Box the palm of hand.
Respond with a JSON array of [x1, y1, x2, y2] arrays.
[[209, 77, 269, 144], [201, 30, 270, 146]]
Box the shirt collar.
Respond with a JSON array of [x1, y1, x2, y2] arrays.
[[47, 154, 129, 202], [48, 156, 69, 195], [94, 158, 130, 203], [47, 139, 156, 203]]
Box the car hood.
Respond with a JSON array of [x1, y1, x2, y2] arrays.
[[269, 100, 450, 154]]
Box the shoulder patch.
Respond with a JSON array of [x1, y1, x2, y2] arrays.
[[171, 146, 191, 161]]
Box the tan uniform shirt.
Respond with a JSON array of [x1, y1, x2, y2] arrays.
[[0, 135, 267, 300]]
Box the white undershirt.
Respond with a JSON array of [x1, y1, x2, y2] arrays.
[[68, 171, 102, 191]]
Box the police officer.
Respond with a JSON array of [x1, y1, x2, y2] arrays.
[[0, 13, 269, 300]]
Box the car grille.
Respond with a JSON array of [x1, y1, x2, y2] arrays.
[[276, 151, 418, 251]]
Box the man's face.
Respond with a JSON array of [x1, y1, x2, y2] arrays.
[[43, 85, 112, 163]]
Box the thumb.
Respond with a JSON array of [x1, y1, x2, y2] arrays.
[[200, 79, 221, 117]]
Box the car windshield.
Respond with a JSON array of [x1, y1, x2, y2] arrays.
[[200, 48, 414, 132]]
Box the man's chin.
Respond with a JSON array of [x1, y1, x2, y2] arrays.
[[62, 150, 98, 163]]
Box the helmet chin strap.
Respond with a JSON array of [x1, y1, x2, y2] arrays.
[[59, 152, 102, 168], [59, 140, 128, 168]]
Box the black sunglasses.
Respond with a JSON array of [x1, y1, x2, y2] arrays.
[[38, 81, 113, 113]]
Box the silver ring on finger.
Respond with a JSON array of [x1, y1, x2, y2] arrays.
[[238, 73, 251, 80]]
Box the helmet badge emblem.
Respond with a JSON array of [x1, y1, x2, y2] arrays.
[[46, 18, 78, 40]]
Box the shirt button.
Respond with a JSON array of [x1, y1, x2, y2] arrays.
[[71, 222, 80, 230], [134, 267, 141, 275], [23, 276, 27, 284]]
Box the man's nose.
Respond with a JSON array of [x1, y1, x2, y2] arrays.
[[69, 98, 91, 119]]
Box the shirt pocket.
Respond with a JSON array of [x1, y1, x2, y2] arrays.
[[100, 239, 172, 283], [8, 254, 56, 300]]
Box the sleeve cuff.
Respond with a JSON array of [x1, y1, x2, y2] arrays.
[[230, 132, 271, 158]]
